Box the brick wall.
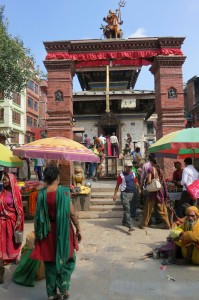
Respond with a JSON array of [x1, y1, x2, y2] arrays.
[[150, 55, 186, 178], [45, 63, 74, 185]]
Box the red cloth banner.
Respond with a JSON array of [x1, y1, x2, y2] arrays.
[[46, 48, 183, 62], [75, 58, 151, 68]]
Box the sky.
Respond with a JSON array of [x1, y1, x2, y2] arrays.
[[2, 0, 199, 91]]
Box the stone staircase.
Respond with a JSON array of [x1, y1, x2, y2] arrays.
[[77, 180, 123, 219], [76, 158, 134, 219]]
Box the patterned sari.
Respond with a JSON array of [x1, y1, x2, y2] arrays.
[[0, 173, 24, 264]]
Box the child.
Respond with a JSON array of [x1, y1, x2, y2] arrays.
[[12, 231, 45, 287]]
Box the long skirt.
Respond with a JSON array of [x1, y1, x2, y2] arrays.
[[12, 248, 45, 286], [0, 217, 21, 264], [44, 253, 76, 297]]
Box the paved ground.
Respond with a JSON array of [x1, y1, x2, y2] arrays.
[[2, 217, 199, 300]]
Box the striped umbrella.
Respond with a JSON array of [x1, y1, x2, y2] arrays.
[[148, 128, 199, 158], [13, 137, 100, 163]]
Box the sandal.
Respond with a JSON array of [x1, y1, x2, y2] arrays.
[[138, 225, 145, 229], [161, 257, 175, 265], [160, 226, 171, 230], [48, 295, 62, 300]]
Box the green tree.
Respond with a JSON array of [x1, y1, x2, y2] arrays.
[[0, 5, 36, 99]]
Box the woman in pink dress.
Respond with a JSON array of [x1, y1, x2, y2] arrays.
[[0, 173, 24, 283]]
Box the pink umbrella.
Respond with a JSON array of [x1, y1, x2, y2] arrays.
[[13, 137, 100, 163]]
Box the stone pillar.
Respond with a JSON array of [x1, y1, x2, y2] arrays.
[[44, 60, 75, 186], [150, 55, 186, 177]]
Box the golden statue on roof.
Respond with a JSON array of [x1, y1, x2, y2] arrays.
[[101, 1, 126, 39]]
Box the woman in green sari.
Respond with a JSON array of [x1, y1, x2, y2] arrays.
[[30, 165, 82, 300]]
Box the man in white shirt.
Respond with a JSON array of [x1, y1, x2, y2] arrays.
[[99, 134, 106, 145], [110, 132, 119, 156], [178, 157, 199, 217]]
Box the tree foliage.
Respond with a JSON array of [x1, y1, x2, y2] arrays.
[[0, 5, 36, 99]]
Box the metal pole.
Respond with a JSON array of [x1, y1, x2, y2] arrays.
[[106, 65, 110, 113]]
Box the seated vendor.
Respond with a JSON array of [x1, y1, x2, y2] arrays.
[[163, 206, 199, 265]]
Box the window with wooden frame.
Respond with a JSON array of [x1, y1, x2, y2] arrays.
[[28, 97, 33, 108], [0, 108, 4, 121], [28, 80, 34, 91], [33, 119, 37, 127], [34, 101, 38, 111], [27, 116, 33, 127], [147, 121, 154, 134], [12, 111, 21, 125], [35, 84, 39, 94], [13, 93, 21, 105], [11, 132, 19, 144]]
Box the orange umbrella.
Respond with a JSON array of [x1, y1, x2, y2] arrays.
[[13, 137, 99, 163]]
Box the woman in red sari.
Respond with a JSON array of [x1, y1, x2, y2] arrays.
[[0, 173, 24, 284]]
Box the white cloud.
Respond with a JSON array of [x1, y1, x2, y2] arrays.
[[126, 28, 147, 38]]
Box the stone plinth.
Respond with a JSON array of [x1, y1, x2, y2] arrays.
[[72, 193, 91, 211]]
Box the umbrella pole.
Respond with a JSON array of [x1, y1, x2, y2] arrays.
[[192, 148, 195, 166]]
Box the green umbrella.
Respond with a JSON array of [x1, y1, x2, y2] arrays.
[[148, 128, 199, 158]]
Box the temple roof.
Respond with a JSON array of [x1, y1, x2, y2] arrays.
[[73, 89, 154, 96], [76, 66, 141, 91]]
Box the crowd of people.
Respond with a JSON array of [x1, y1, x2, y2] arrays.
[[83, 132, 143, 180], [112, 150, 199, 265], [1, 131, 199, 297], [83, 132, 120, 179]]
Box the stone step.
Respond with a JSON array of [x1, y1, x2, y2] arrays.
[[89, 204, 123, 212], [91, 192, 114, 198], [91, 187, 115, 193], [77, 210, 123, 219], [90, 198, 121, 205]]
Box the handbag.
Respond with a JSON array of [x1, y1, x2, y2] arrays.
[[146, 178, 162, 192], [14, 229, 23, 244], [146, 167, 162, 192], [186, 179, 199, 200]]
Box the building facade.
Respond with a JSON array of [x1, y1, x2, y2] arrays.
[[0, 91, 26, 147], [73, 90, 157, 156], [25, 79, 40, 143], [184, 76, 199, 128]]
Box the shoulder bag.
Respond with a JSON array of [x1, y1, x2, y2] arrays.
[[146, 167, 162, 192], [186, 179, 199, 200]]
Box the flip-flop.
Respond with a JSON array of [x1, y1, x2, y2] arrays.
[[161, 258, 175, 265], [138, 225, 145, 229]]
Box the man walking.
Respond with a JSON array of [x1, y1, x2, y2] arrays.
[[113, 162, 141, 232]]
